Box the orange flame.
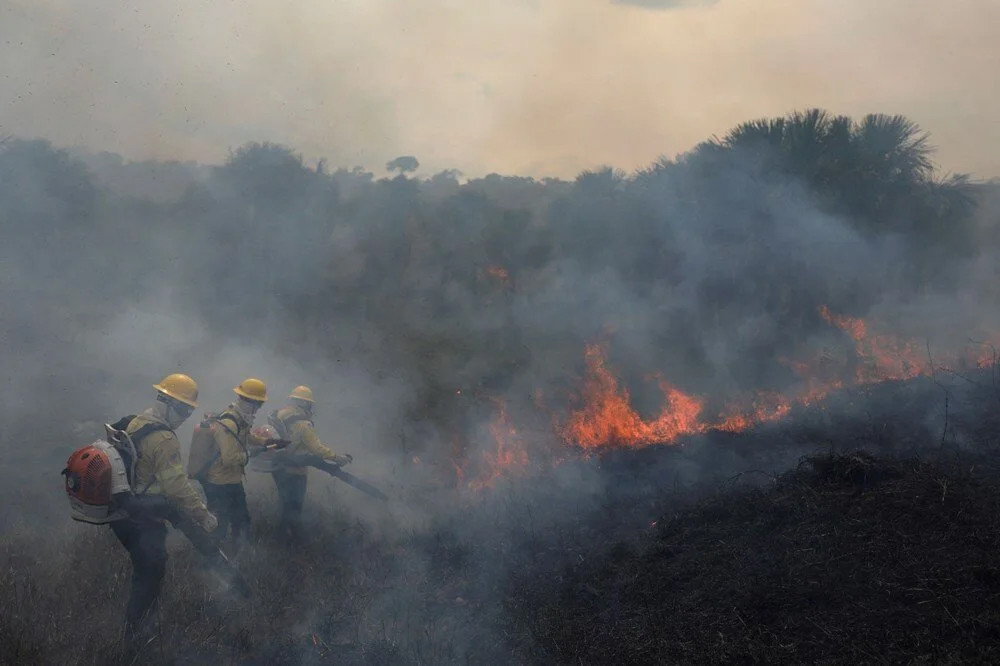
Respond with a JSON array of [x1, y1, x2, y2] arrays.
[[818, 305, 931, 382], [715, 392, 792, 432], [485, 265, 510, 282], [563, 344, 704, 449], [468, 398, 529, 490], [479, 265, 512, 291], [560, 307, 999, 450], [976, 345, 998, 368]]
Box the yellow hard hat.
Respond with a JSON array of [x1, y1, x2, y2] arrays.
[[153, 373, 199, 408], [233, 377, 268, 402], [288, 385, 314, 403]]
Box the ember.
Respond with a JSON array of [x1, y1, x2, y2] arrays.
[[818, 305, 931, 381], [468, 398, 529, 490]]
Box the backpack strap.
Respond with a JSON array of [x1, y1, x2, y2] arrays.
[[285, 414, 312, 429], [114, 415, 174, 495], [214, 413, 242, 440], [271, 411, 312, 439], [267, 410, 286, 439], [111, 414, 137, 432], [131, 421, 172, 444], [112, 415, 173, 449], [192, 412, 246, 481]]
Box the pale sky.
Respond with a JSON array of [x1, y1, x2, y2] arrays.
[[2, 0, 998, 178]]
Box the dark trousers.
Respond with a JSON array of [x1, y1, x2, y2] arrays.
[[111, 519, 168, 640], [202, 482, 251, 552], [271, 470, 307, 536]]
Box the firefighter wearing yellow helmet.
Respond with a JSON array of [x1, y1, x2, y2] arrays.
[[112, 373, 218, 642], [268, 385, 352, 539], [199, 377, 271, 553]]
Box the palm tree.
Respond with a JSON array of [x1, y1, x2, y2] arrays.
[[850, 113, 932, 185], [701, 109, 970, 235], [714, 109, 856, 186], [718, 116, 787, 151]]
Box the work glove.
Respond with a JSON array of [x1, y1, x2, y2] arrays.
[[199, 512, 219, 533], [329, 453, 353, 466]]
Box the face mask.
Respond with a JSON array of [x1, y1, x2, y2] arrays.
[[235, 398, 261, 424], [153, 398, 192, 429], [165, 404, 188, 429]]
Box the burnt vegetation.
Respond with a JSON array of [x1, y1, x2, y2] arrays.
[[3, 109, 1000, 663], [513, 449, 1000, 663]]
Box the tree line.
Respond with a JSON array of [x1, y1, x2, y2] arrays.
[[1, 109, 992, 453]]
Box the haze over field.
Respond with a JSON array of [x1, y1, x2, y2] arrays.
[[3, 2, 1000, 663], [2, 0, 999, 178]]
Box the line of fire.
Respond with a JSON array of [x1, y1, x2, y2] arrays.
[[451, 302, 999, 490]]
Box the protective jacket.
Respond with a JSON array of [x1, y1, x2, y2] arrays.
[[272, 405, 336, 475], [126, 410, 211, 524], [203, 406, 265, 485]]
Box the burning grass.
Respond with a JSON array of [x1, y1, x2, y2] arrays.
[[561, 310, 1000, 451], [4, 368, 1000, 663], [562, 343, 706, 449]]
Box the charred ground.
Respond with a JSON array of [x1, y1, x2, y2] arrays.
[[512, 450, 1000, 663]]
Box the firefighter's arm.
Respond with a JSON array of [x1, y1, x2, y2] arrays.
[[295, 421, 335, 458], [294, 421, 351, 464], [150, 434, 213, 524], [248, 429, 270, 456], [214, 425, 248, 469]]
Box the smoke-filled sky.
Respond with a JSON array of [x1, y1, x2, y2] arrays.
[[2, 0, 998, 178]]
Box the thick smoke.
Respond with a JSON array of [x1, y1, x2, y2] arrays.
[[1, 124, 992, 498], [4, 2, 1000, 177], [1, 113, 998, 660]]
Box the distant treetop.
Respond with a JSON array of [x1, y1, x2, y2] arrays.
[[386, 155, 420, 174]]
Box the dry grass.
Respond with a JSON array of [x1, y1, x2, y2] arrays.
[[0, 499, 511, 665]]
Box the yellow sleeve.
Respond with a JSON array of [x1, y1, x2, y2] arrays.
[[249, 430, 268, 449], [150, 433, 210, 522], [293, 420, 335, 459], [213, 422, 248, 470]]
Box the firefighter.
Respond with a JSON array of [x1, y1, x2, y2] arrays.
[[269, 385, 352, 538], [112, 373, 218, 642], [201, 377, 270, 554]]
